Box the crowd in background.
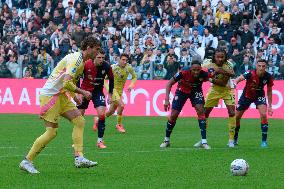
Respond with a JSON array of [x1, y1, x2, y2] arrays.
[[0, 0, 283, 80]]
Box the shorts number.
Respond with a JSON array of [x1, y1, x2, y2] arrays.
[[195, 92, 203, 99], [100, 96, 105, 101], [258, 97, 266, 103]]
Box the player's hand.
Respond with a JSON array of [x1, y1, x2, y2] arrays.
[[82, 90, 92, 101], [268, 106, 273, 116], [74, 94, 83, 106], [215, 67, 225, 74], [127, 86, 133, 92], [164, 99, 170, 111]]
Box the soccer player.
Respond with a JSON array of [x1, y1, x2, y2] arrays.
[[103, 53, 137, 133], [19, 36, 100, 174], [194, 48, 236, 148], [76, 49, 114, 149], [160, 60, 211, 149], [234, 59, 273, 147]]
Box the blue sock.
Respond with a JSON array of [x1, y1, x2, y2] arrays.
[[198, 119, 206, 140], [261, 123, 268, 142], [98, 118, 106, 138], [165, 121, 176, 138]]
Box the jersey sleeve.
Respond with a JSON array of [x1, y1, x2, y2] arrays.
[[243, 71, 252, 80], [66, 54, 83, 78], [173, 71, 183, 81]]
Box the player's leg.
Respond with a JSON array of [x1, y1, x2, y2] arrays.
[[92, 91, 107, 148], [234, 110, 245, 145], [96, 106, 107, 148], [194, 88, 217, 147], [257, 104, 269, 147], [226, 104, 236, 147], [160, 91, 187, 148], [62, 109, 98, 167], [194, 104, 210, 149], [223, 90, 236, 148], [234, 95, 251, 145], [116, 99, 126, 133], [20, 95, 61, 174], [105, 89, 120, 117]]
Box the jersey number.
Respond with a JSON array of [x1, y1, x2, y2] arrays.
[[195, 92, 203, 99]]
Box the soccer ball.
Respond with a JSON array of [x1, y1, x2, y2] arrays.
[[230, 159, 249, 176]]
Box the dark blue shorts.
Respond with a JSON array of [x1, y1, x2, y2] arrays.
[[77, 90, 106, 109], [172, 90, 204, 112], [236, 95, 267, 111]]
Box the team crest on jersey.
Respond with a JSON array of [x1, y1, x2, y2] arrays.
[[102, 70, 105, 74], [88, 69, 91, 72], [71, 68, 77, 73], [88, 75, 93, 80]]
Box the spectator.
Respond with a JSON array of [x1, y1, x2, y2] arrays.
[[6, 55, 20, 78], [154, 63, 167, 80], [0, 55, 12, 78]]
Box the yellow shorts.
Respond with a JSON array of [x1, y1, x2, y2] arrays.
[[205, 87, 235, 107], [39, 93, 77, 123], [112, 89, 122, 103]]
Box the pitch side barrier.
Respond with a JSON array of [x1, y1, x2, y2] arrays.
[[0, 79, 283, 118]]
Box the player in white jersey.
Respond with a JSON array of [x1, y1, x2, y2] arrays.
[[19, 36, 101, 174]]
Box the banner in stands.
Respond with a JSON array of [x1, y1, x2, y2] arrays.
[[0, 79, 283, 119]]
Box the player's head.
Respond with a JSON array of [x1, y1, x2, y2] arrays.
[[213, 48, 227, 66], [190, 60, 202, 77], [81, 36, 101, 60], [119, 53, 129, 68], [94, 48, 105, 66], [256, 59, 267, 74]]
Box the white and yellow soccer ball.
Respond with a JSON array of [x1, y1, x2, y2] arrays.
[[230, 159, 249, 176]]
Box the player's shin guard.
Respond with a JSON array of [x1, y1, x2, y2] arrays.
[[165, 121, 176, 138], [228, 116, 236, 140], [261, 121, 268, 142], [26, 127, 57, 161], [98, 116, 106, 138], [117, 115, 122, 125], [72, 116, 85, 157]]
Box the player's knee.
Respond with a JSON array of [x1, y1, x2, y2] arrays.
[[260, 115, 268, 122], [71, 116, 85, 128], [46, 127, 58, 139], [98, 114, 105, 120], [197, 113, 205, 120], [228, 110, 235, 117]]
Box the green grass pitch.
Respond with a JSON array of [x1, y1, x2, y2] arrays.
[[0, 114, 283, 189]]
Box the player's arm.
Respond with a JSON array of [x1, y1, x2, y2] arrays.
[[234, 74, 245, 85], [127, 66, 137, 92], [64, 59, 92, 100], [107, 66, 114, 103], [267, 85, 273, 115], [267, 76, 274, 116], [164, 72, 180, 111], [63, 74, 91, 100], [215, 67, 235, 77]]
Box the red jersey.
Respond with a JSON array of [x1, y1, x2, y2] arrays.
[[80, 60, 114, 93], [242, 70, 274, 99], [173, 66, 209, 94]]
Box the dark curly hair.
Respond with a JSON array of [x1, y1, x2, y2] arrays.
[[81, 36, 101, 51]]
